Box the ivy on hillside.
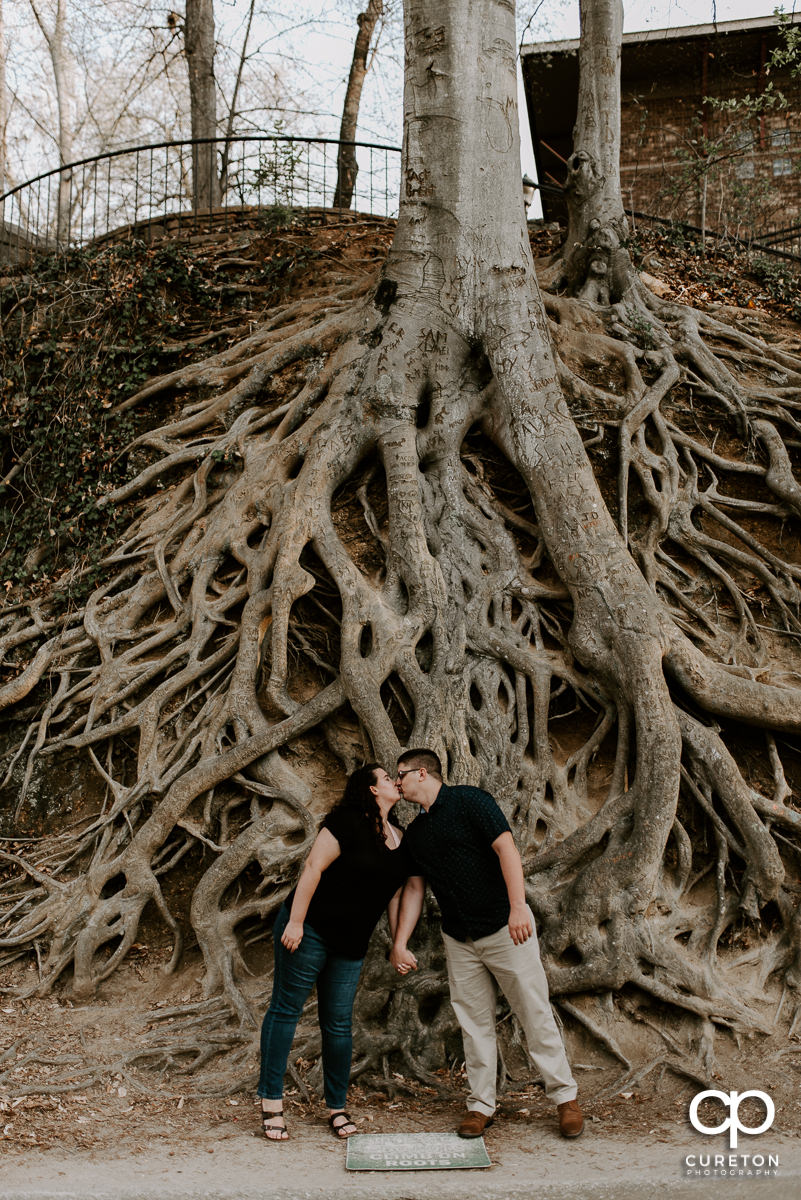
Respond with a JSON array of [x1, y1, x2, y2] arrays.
[[0, 227, 322, 607], [0, 241, 219, 604]]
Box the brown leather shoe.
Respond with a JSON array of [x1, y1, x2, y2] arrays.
[[557, 1099, 584, 1138], [457, 1110, 494, 1138]]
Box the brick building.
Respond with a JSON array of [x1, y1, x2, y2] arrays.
[[521, 14, 801, 245]]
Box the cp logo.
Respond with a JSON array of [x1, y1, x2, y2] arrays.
[[689, 1090, 774, 1149]]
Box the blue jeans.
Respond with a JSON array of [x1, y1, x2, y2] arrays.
[[257, 904, 363, 1109]]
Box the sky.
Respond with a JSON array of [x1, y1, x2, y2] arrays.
[[4, 1, 792, 204], [548, 0, 777, 38], [280, 1, 790, 216], [284, 2, 789, 150]]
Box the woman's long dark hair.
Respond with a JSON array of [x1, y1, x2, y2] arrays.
[[330, 763, 400, 850]]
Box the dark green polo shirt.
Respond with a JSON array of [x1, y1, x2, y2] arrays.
[[404, 784, 512, 941]]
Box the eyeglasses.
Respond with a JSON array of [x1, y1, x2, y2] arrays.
[[396, 768, 421, 781]]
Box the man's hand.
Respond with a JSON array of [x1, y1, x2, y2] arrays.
[[390, 943, 418, 974], [508, 902, 533, 945]]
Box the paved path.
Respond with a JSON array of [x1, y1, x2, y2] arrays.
[[3, 1121, 799, 1200]]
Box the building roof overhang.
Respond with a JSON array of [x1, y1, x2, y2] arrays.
[[521, 11, 801, 59]]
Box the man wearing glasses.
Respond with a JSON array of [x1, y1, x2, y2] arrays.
[[391, 748, 583, 1141]]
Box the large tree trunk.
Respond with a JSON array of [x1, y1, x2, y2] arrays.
[[561, 0, 630, 299], [185, 0, 221, 212], [2, 0, 801, 1096], [388, 0, 685, 969], [332, 0, 384, 210]]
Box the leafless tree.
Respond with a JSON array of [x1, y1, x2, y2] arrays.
[[333, 0, 384, 209], [27, 0, 74, 241], [218, 0, 255, 191], [560, 0, 627, 296], [184, 0, 221, 210], [1, 1, 296, 213], [0, 0, 8, 195]]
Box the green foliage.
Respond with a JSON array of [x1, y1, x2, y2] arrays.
[[259, 204, 297, 233], [749, 256, 801, 321], [252, 121, 305, 219], [709, 84, 787, 120], [623, 306, 656, 350], [0, 240, 214, 603], [660, 224, 702, 252], [768, 7, 801, 78], [259, 234, 321, 294], [0, 220, 327, 607]]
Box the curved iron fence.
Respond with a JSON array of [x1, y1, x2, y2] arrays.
[[0, 135, 402, 263], [4, 136, 794, 268]]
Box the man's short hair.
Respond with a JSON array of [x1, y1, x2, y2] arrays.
[[397, 747, 442, 780]]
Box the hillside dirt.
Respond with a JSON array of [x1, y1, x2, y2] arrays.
[[1, 944, 800, 1161]]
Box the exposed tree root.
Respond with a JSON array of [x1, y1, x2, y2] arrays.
[[2, 0, 801, 1093], [591, 1055, 712, 1103], [2, 241, 801, 1074]]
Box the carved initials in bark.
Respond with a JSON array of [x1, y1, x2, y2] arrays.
[[561, 0, 630, 298]]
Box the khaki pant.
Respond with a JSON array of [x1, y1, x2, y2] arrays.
[[443, 914, 577, 1115]]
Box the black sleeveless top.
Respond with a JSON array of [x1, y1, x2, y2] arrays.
[[288, 807, 414, 959]]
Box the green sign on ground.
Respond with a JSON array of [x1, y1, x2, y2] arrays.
[[346, 1132, 492, 1171]]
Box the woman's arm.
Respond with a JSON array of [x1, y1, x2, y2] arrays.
[[281, 828, 341, 952], [387, 885, 404, 940]]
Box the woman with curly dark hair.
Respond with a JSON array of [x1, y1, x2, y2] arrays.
[[257, 764, 416, 1142]]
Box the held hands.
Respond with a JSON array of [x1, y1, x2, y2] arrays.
[[508, 902, 534, 945], [281, 919, 304, 953], [390, 943, 418, 975]]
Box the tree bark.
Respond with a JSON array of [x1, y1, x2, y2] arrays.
[[385, 0, 683, 951], [333, 0, 384, 210], [185, 0, 221, 211], [562, 0, 629, 298]]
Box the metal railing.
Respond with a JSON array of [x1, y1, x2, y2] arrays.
[[626, 207, 801, 265], [0, 135, 402, 263], [757, 221, 801, 258], [531, 180, 801, 265], [4, 137, 795, 268]]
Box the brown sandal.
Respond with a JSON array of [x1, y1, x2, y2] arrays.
[[261, 1107, 289, 1141], [328, 1110, 357, 1139]]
